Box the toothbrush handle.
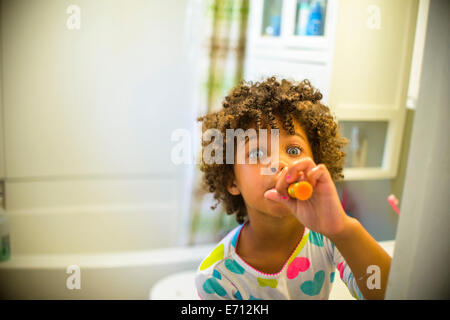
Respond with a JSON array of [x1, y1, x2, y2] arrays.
[[387, 195, 400, 215], [288, 181, 313, 201]]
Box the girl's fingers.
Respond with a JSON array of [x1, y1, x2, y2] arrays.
[[286, 157, 317, 182], [276, 157, 316, 196], [306, 164, 331, 188]]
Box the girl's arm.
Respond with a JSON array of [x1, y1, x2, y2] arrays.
[[328, 216, 392, 300]]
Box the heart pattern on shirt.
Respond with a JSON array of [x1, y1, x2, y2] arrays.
[[200, 244, 224, 271], [300, 270, 325, 296], [224, 259, 245, 274], [203, 277, 227, 296], [287, 257, 310, 279], [257, 277, 278, 288], [309, 231, 324, 247], [337, 262, 345, 280]]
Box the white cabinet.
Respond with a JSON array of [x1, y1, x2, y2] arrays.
[[244, 0, 419, 180], [245, 0, 338, 103]]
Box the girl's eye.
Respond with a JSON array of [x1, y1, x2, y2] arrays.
[[248, 149, 266, 160], [287, 146, 302, 156]]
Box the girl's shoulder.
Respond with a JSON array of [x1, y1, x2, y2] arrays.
[[197, 223, 244, 273]]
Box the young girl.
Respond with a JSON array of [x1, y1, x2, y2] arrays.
[[195, 77, 391, 300]]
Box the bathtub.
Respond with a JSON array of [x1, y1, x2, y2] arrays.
[[0, 244, 214, 299], [0, 240, 394, 299], [0, 177, 199, 299]]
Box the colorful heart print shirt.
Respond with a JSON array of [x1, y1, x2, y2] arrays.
[[195, 222, 365, 300]]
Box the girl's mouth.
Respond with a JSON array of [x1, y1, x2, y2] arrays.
[[264, 187, 278, 199]]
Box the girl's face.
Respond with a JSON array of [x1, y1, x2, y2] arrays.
[[227, 117, 314, 219]]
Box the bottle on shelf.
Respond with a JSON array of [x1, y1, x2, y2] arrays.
[[295, 0, 311, 36], [306, 0, 325, 36], [0, 194, 10, 262], [263, 0, 282, 37]]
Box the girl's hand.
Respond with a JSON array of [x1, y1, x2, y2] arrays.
[[264, 157, 351, 238]]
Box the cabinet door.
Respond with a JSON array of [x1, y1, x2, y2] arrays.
[[329, 0, 419, 112], [249, 0, 338, 50]]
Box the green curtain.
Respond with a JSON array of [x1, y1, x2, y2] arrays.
[[189, 0, 249, 245]]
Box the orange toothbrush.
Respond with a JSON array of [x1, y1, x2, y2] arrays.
[[288, 181, 313, 201]]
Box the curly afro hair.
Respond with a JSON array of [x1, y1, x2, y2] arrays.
[[197, 76, 349, 224]]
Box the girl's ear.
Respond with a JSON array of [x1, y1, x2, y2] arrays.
[[227, 178, 241, 196]]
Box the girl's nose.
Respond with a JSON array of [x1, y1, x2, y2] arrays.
[[271, 162, 288, 174]]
